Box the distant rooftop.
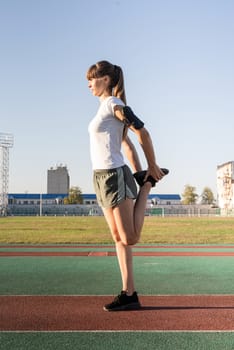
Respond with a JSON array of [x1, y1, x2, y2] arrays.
[[8, 193, 181, 201]]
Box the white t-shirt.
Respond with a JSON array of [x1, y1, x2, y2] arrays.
[[88, 96, 125, 170]]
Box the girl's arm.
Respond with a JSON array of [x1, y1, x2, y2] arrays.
[[114, 105, 164, 182], [122, 135, 142, 173], [133, 127, 164, 182]]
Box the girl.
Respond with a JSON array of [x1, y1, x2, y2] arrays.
[[87, 60, 168, 311]]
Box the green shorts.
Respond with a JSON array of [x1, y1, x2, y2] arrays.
[[93, 165, 137, 208]]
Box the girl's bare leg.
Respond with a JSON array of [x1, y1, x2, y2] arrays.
[[112, 182, 151, 245], [115, 241, 134, 294], [132, 182, 152, 241], [102, 182, 152, 295], [103, 207, 135, 294]]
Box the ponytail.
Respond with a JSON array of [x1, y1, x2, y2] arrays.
[[112, 65, 127, 138], [112, 65, 127, 105]]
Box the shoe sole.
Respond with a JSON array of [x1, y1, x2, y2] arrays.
[[161, 168, 169, 176], [103, 302, 141, 312]]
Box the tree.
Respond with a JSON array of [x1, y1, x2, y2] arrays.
[[201, 187, 215, 205], [64, 186, 83, 204], [182, 184, 198, 205]]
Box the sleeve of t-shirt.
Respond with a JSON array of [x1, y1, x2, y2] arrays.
[[107, 96, 125, 115]]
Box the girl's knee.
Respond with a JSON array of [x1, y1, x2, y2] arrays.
[[111, 229, 121, 243], [111, 225, 140, 246], [122, 234, 139, 246]]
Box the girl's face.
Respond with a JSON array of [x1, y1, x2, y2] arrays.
[[88, 76, 111, 99]]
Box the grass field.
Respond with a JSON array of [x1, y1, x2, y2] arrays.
[[0, 216, 234, 244]]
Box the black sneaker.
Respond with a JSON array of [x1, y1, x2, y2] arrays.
[[103, 291, 141, 311], [133, 168, 169, 187]]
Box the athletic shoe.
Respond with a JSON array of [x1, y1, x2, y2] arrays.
[[103, 291, 141, 311], [133, 168, 169, 187]]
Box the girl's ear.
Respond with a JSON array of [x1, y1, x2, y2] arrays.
[[104, 75, 111, 85]]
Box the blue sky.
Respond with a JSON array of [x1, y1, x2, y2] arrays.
[[1, 0, 234, 200]]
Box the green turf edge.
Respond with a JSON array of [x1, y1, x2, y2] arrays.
[[1, 332, 234, 350], [1, 216, 234, 244], [2, 244, 234, 253]]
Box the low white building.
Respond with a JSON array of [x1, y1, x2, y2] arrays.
[[148, 194, 181, 206], [217, 161, 234, 209]]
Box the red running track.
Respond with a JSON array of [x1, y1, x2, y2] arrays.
[[1, 251, 234, 256], [1, 295, 234, 331]]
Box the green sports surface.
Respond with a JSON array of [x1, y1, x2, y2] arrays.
[[1, 332, 234, 350], [1, 255, 234, 295]]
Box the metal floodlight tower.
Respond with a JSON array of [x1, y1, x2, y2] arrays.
[[0, 133, 14, 216]]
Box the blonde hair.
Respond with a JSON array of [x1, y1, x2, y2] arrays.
[[86, 60, 127, 105]]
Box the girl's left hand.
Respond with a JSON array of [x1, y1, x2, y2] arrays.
[[144, 164, 165, 182]]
